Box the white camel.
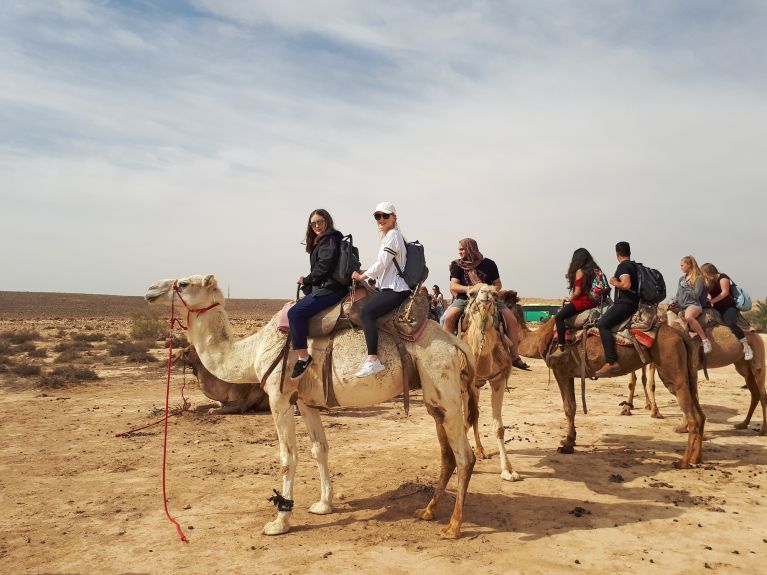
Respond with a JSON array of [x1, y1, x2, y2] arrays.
[[145, 275, 478, 538]]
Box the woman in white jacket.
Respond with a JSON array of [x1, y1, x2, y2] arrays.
[[351, 202, 412, 377]]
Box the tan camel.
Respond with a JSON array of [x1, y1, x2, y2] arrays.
[[172, 345, 270, 414], [512, 305, 706, 468], [146, 275, 478, 539], [621, 314, 766, 434], [462, 284, 520, 481]]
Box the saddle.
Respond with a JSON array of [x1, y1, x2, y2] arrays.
[[562, 301, 660, 349], [669, 307, 753, 333]]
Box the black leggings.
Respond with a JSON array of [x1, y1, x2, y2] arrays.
[[360, 289, 412, 355], [555, 303, 579, 345], [721, 306, 746, 341]]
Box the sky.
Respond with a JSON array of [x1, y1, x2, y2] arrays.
[[1, 1, 765, 300]]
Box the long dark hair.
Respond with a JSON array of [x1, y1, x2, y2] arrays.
[[304, 209, 335, 253], [566, 248, 600, 291]]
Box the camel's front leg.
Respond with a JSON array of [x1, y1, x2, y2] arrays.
[[298, 401, 333, 514], [622, 371, 637, 416], [490, 378, 519, 481], [733, 361, 766, 434], [555, 371, 577, 454], [471, 385, 488, 459], [263, 393, 299, 536], [417, 409, 456, 523], [440, 403, 476, 539]]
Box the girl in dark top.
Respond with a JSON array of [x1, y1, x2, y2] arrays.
[[701, 263, 753, 361], [553, 248, 606, 353], [288, 209, 348, 381]]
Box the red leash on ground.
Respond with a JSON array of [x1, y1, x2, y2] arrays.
[[115, 293, 189, 542]]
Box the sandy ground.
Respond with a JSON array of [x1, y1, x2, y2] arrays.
[[1, 294, 766, 575]]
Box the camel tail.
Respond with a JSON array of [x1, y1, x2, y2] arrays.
[[457, 339, 479, 428]]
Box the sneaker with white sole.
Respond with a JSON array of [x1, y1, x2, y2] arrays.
[[744, 346, 754, 361], [355, 359, 385, 378], [702, 339, 712, 354]]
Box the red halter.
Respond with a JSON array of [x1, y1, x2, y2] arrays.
[[172, 280, 221, 330]]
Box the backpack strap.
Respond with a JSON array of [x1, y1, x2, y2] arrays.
[[387, 246, 405, 278]]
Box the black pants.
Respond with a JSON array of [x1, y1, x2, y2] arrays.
[[555, 303, 579, 346], [360, 289, 412, 355], [597, 302, 638, 363], [721, 306, 745, 340]]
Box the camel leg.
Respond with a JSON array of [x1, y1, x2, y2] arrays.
[[417, 408, 456, 523], [554, 371, 577, 454], [646, 364, 662, 418], [490, 377, 519, 481], [733, 360, 766, 434], [263, 391, 298, 535], [656, 360, 704, 468], [622, 371, 637, 416], [297, 401, 333, 514], [208, 402, 246, 415], [471, 386, 488, 459]]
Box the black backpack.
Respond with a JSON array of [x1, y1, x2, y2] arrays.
[[393, 240, 429, 290], [332, 234, 361, 286], [634, 262, 666, 304]]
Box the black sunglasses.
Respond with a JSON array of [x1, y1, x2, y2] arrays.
[[373, 212, 391, 220]]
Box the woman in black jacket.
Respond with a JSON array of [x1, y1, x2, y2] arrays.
[[288, 209, 348, 381]]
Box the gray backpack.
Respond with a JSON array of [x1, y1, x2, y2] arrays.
[[393, 240, 429, 290]]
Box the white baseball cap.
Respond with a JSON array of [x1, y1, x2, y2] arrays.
[[373, 201, 396, 215]]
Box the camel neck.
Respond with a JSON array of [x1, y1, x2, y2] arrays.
[[186, 306, 278, 384]]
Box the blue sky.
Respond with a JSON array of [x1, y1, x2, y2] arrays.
[[1, 1, 765, 299]]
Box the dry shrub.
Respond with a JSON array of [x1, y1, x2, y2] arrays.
[[14, 341, 36, 353], [109, 340, 158, 363], [1, 329, 42, 344], [14, 364, 41, 377], [0, 340, 11, 356], [164, 333, 189, 348], [130, 309, 166, 341], [0, 355, 15, 371], [54, 340, 92, 352], [73, 332, 106, 342], [28, 348, 47, 358], [54, 350, 80, 363], [40, 365, 100, 388]]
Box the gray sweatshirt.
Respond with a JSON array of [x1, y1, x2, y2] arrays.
[[674, 275, 704, 310]]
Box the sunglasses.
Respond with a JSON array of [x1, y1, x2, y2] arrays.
[[310, 219, 326, 228], [373, 212, 392, 221]]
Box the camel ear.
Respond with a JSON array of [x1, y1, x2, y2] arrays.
[[203, 275, 218, 289]]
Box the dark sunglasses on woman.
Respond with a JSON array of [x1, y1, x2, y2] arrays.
[[373, 212, 391, 220]]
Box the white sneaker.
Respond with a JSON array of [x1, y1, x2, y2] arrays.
[[744, 346, 754, 361], [355, 359, 385, 378], [702, 339, 712, 354]]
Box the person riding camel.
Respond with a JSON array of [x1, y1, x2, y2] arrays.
[[442, 238, 530, 371], [701, 262, 752, 360], [593, 241, 640, 378], [668, 255, 712, 354], [288, 209, 348, 381]]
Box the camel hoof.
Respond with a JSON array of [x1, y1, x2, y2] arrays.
[[651, 411, 663, 419], [440, 523, 461, 539], [263, 519, 290, 536], [620, 406, 632, 416], [501, 470, 521, 482], [673, 460, 691, 470], [674, 425, 687, 434], [557, 445, 574, 454], [415, 508, 435, 521], [734, 422, 748, 430], [474, 449, 489, 460], [308, 501, 333, 515]]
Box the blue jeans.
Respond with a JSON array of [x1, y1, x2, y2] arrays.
[[288, 290, 347, 350]]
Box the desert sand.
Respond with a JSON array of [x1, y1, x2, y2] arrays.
[[0, 292, 765, 574]]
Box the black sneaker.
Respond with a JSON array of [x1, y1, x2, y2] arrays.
[[290, 355, 313, 381]]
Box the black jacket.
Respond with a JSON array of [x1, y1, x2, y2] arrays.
[[303, 230, 345, 296]]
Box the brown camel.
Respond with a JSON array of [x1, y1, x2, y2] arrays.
[[462, 284, 519, 481], [172, 345, 270, 414], [513, 305, 706, 468], [621, 314, 766, 434]]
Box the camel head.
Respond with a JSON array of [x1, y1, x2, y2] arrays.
[[145, 275, 224, 309], [466, 284, 498, 317], [171, 345, 201, 376]]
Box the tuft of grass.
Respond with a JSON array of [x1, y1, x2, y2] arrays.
[[14, 364, 42, 377], [73, 332, 106, 342], [0, 340, 11, 356], [130, 309, 166, 341], [54, 340, 92, 352], [108, 339, 158, 363], [54, 350, 80, 363], [39, 365, 99, 388], [14, 341, 36, 353], [1, 329, 42, 344], [28, 348, 47, 358]]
